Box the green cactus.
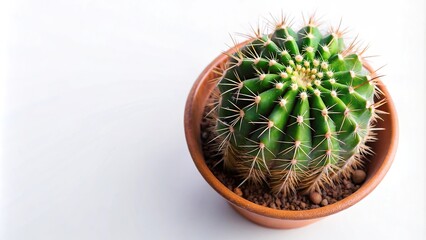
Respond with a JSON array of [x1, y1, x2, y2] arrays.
[[211, 16, 384, 196]]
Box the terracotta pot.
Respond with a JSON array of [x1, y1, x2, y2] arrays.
[[184, 44, 398, 229]]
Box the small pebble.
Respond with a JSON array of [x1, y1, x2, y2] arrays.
[[309, 191, 322, 205], [321, 199, 329, 206], [300, 202, 306, 209], [275, 198, 282, 207], [201, 120, 209, 128], [281, 196, 286, 205], [233, 187, 243, 197], [352, 170, 367, 184], [201, 131, 209, 139], [244, 189, 250, 196]]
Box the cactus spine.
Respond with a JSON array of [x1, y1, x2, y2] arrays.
[[211, 16, 385, 196]]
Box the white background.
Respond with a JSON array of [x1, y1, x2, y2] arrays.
[[1, 0, 425, 239]]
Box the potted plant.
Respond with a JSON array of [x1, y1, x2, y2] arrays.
[[184, 15, 398, 229]]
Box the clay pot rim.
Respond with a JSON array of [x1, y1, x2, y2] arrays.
[[184, 44, 399, 220]]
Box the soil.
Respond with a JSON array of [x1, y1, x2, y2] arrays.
[[200, 102, 366, 211]]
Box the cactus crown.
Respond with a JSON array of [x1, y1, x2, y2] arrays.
[[210, 15, 385, 196]]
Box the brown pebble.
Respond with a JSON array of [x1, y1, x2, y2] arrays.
[[275, 198, 282, 207], [201, 120, 209, 128], [300, 202, 306, 209], [269, 202, 276, 209], [321, 199, 329, 206], [244, 189, 250, 196], [233, 187, 243, 197], [201, 131, 209, 139], [352, 170, 367, 184], [309, 191, 322, 205], [281, 196, 286, 204]]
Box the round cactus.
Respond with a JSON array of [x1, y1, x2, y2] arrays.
[[210, 16, 385, 196]]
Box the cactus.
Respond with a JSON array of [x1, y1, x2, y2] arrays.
[[210, 16, 385, 196]]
